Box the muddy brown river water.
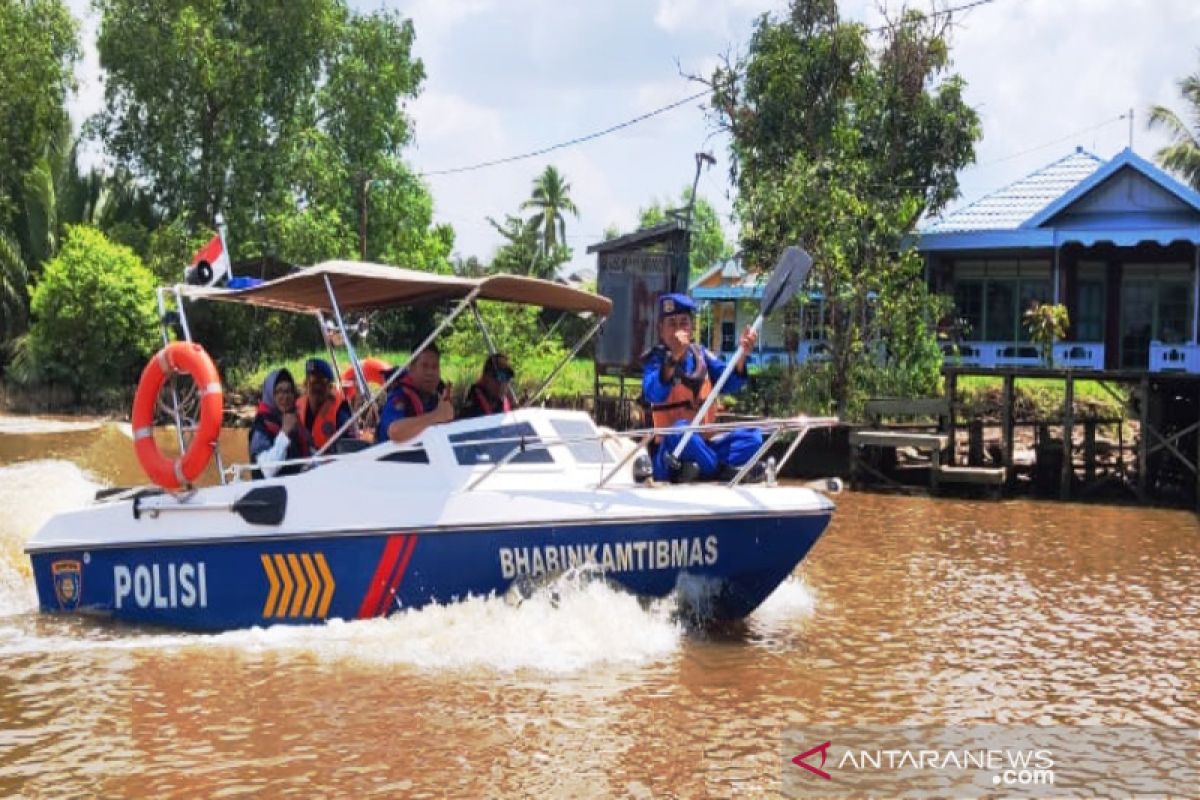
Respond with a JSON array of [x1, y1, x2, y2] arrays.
[[0, 415, 1195, 797]]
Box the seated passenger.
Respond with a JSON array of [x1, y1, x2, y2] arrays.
[[376, 342, 454, 444], [459, 353, 514, 419], [297, 358, 357, 450], [249, 368, 311, 478], [642, 293, 763, 482]]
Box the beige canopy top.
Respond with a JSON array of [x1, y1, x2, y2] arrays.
[[177, 260, 612, 316]]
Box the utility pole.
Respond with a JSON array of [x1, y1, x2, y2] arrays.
[[684, 151, 716, 233], [1128, 107, 1134, 149]]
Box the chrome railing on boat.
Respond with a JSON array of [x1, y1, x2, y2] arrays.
[[222, 415, 839, 491]]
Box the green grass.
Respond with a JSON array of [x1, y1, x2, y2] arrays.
[[227, 350, 594, 402], [953, 375, 1128, 421]]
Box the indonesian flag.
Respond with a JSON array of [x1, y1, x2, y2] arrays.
[[187, 234, 231, 286]]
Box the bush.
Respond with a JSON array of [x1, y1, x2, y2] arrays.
[[27, 225, 159, 398], [440, 301, 566, 370]]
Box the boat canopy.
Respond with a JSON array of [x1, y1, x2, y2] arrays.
[[177, 260, 612, 316]]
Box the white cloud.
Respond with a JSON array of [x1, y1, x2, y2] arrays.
[[654, 0, 777, 36], [61, 0, 1200, 273]]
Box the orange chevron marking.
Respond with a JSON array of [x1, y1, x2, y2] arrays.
[[286, 553, 307, 617], [300, 554, 320, 618], [261, 554, 280, 617], [315, 554, 335, 618], [273, 553, 294, 615], [260, 551, 337, 620]]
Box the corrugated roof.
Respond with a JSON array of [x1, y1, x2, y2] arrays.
[[920, 148, 1104, 233]]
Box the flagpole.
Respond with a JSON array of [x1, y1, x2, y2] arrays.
[[215, 212, 232, 280]]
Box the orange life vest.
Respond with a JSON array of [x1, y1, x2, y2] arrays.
[[649, 344, 717, 432], [470, 383, 512, 416], [297, 391, 344, 450]]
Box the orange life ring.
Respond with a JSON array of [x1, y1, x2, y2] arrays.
[[132, 342, 224, 491], [341, 357, 392, 401]]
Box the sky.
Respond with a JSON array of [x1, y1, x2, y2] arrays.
[[67, 0, 1200, 276]]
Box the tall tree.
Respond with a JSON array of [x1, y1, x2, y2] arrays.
[[0, 0, 79, 229], [700, 0, 979, 412], [94, 0, 450, 273], [1148, 62, 1200, 190], [93, 0, 343, 229], [486, 213, 567, 280], [638, 187, 734, 276], [521, 166, 579, 255]]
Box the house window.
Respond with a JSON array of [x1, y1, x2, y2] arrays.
[[954, 281, 983, 340], [1076, 261, 1106, 342], [952, 258, 1052, 342], [720, 320, 735, 353], [801, 296, 827, 341], [1119, 263, 1194, 367]]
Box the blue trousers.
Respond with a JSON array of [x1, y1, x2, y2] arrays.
[[652, 421, 764, 480]]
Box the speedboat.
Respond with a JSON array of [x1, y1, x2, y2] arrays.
[[25, 261, 836, 630]]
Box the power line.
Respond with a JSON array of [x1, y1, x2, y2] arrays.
[[865, 0, 1002, 33], [976, 112, 1127, 167], [420, 89, 709, 178]]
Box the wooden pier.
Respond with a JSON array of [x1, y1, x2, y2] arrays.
[[942, 366, 1200, 509]]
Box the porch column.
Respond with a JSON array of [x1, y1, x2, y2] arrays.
[[1053, 245, 1061, 305], [1193, 242, 1199, 344]]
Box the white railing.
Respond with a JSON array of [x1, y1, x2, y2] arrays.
[[1052, 342, 1105, 370], [224, 414, 840, 491], [941, 341, 1105, 369], [1149, 341, 1200, 373]]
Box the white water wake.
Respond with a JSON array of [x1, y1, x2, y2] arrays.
[[0, 573, 684, 674], [0, 460, 106, 615], [0, 414, 105, 435]]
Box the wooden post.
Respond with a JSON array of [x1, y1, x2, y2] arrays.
[[849, 438, 859, 490], [1084, 419, 1097, 484], [1138, 375, 1149, 502], [968, 418, 984, 466], [1061, 374, 1074, 500], [1003, 374, 1015, 487], [930, 441, 940, 494], [946, 371, 957, 466]]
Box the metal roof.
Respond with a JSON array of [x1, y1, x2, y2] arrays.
[[921, 148, 1104, 234], [586, 220, 686, 254], [916, 147, 1200, 252]]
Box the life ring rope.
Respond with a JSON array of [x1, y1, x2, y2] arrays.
[[132, 342, 224, 491]]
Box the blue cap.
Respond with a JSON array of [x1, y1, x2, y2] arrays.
[[657, 293, 697, 319], [304, 358, 335, 381]]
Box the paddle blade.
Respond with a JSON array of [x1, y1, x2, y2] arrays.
[[761, 245, 813, 316], [232, 485, 288, 526]]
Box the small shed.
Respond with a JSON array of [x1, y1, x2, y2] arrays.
[[587, 220, 690, 377]]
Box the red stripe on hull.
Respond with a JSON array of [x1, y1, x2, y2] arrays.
[[373, 534, 418, 617], [357, 535, 405, 619]]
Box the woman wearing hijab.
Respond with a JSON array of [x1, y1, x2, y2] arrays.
[[248, 368, 312, 478]]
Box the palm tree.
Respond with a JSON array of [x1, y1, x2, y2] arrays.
[[0, 229, 27, 340], [1148, 65, 1200, 190], [520, 165, 579, 255]]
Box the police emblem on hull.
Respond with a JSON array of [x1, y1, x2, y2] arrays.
[[52, 559, 82, 610]]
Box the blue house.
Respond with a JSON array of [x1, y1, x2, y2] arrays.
[[918, 147, 1200, 373]]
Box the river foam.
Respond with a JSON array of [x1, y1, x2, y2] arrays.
[[0, 414, 104, 435], [0, 573, 684, 674], [216, 572, 683, 673], [0, 459, 106, 615]]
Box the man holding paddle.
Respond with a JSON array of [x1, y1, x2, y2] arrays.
[[642, 293, 763, 483]]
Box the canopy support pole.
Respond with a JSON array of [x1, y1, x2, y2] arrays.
[[315, 287, 482, 455], [522, 316, 605, 408]]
